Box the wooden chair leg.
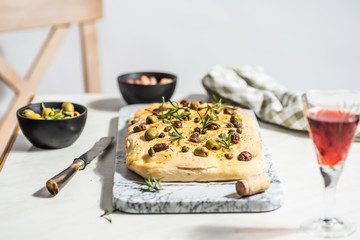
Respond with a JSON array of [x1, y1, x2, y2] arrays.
[[0, 93, 33, 172], [0, 126, 20, 171], [0, 55, 33, 171], [0, 24, 69, 171], [80, 21, 101, 93]]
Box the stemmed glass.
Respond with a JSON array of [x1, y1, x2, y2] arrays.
[[301, 89, 359, 238]]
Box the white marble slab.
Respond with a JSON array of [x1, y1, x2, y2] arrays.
[[113, 104, 284, 213]]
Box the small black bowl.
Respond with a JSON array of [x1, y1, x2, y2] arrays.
[[16, 102, 87, 149], [117, 71, 177, 104]]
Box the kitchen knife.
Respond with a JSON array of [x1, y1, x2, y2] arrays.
[[46, 136, 114, 196]]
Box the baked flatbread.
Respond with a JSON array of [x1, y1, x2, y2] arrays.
[[125, 101, 264, 182]]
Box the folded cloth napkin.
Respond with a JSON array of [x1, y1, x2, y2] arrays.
[[202, 65, 360, 140]]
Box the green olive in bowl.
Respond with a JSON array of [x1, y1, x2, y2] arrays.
[[62, 102, 75, 112]]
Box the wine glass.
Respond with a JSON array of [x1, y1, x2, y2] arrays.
[[301, 89, 360, 238]]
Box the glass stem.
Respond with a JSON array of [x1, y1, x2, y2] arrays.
[[323, 186, 336, 220]]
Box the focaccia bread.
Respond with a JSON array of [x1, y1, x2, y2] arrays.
[[124, 100, 264, 182]]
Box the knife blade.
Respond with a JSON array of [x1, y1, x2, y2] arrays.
[[46, 136, 114, 196]]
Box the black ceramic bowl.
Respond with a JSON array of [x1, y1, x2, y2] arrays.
[[16, 102, 87, 149], [117, 71, 177, 104]]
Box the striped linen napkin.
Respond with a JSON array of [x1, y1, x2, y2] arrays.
[[201, 65, 360, 140]]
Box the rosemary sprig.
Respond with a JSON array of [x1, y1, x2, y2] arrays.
[[41, 102, 65, 119], [197, 105, 220, 130], [159, 96, 166, 109], [172, 111, 191, 121], [217, 133, 233, 151], [153, 98, 188, 121], [207, 104, 219, 119], [134, 175, 163, 192], [168, 120, 184, 144], [100, 208, 119, 223], [212, 94, 234, 111], [44, 109, 64, 119]]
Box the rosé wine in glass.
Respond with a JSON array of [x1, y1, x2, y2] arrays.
[[307, 109, 359, 168], [301, 90, 359, 238]]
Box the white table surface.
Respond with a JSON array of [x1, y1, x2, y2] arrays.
[[1, 93, 360, 240]]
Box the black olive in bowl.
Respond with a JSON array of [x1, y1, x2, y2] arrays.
[[16, 102, 87, 149], [117, 71, 177, 104]]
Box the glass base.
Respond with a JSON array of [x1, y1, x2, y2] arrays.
[[301, 217, 356, 238]]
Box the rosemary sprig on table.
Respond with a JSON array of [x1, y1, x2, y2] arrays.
[[134, 175, 163, 192], [100, 208, 119, 223], [168, 119, 184, 144], [217, 134, 233, 151]]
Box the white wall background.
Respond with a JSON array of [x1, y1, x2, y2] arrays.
[[1, 0, 360, 117]]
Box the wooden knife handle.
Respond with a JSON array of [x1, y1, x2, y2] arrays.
[[46, 159, 85, 196]]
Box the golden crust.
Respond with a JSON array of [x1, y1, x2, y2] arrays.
[[125, 102, 264, 182]]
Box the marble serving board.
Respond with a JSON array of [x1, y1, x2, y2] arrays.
[[113, 104, 284, 213]]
